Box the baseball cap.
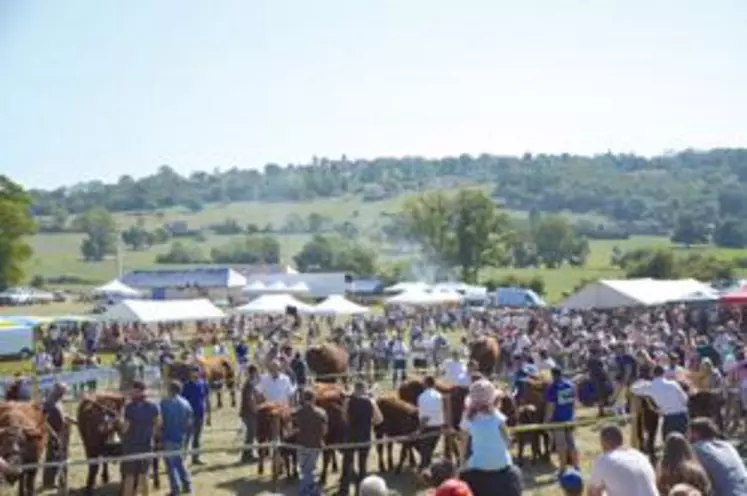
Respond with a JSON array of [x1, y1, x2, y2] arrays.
[[558, 468, 584, 494], [434, 478, 473, 496]]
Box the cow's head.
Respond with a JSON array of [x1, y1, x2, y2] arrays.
[[0, 425, 42, 482]]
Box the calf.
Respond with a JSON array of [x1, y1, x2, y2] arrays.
[[514, 404, 550, 466]]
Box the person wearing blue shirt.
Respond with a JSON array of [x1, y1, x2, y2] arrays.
[[544, 367, 578, 471], [181, 366, 209, 465], [160, 380, 193, 495], [234, 340, 249, 384]]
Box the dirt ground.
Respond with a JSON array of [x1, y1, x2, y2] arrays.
[[20, 394, 618, 496]]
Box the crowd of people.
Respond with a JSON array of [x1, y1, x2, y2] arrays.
[[5, 299, 747, 495]]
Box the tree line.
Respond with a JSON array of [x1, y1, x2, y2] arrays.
[[28, 149, 747, 235]]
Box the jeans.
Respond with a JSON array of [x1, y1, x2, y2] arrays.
[[393, 359, 407, 387], [662, 412, 689, 443], [297, 447, 321, 496], [163, 441, 191, 495], [240, 416, 257, 461], [185, 415, 204, 461]]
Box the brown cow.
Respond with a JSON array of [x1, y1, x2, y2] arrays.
[[469, 337, 500, 377], [313, 384, 346, 485], [306, 344, 349, 383], [255, 402, 294, 477], [374, 394, 420, 473], [76, 391, 127, 495], [168, 356, 236, 415], [0, 401, 47, 496]]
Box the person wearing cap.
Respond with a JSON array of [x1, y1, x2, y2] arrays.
[[557, 467, 584, 496], [432, 478, 473, 496], [544, 367, 578, 471], [182, 365, 209, 465], [459, 379, 522, 496], [358, 474, 390, 496]]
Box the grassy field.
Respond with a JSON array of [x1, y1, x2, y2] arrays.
[[24, 193, 747, 303]]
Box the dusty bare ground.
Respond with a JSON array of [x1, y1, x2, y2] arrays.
[[24, 400, 616, 496]]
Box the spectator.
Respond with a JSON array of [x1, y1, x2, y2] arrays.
[[290, 352, 308, 389], [557, 468, 583, 496], [417, 376, 445, 470], [41, 382, 70, 489], [631, 365, 690, 442], [340, 380, 383, 494], [120, 380, 160, 496], [587, 424, 658, 496], [459, 379, 522, 496], [160, 380, 193, 496], [257, 360, 295, 407], [422, 458, 457, 488], [292, 388, 327, 496], [656, 432, 712, 495], [239, 365, 260, 464], [441, 350, 469, 386], [433, 478, 473, 496], [544, 366, 578, 470], [358, 475, 390, 496], [689, 417, 747, 496], [182, 366, 208, 465]]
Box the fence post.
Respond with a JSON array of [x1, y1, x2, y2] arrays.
[[271, 416, 280, 490], [442, 393, 455, 462]]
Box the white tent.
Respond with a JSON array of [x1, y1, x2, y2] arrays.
[[234, 293, 315, 314], [243, 281, 267, 292], [384, 281, 431, 294], [266, 281, 288, 292], [429, 289, 463, 303], [99, 299, 225, 323], [313, 295, 370, 315], [92, 279, 142, 298], [288, 281, 310, 294], [560, 278, 718, 309], [385, 289, 441, 306]]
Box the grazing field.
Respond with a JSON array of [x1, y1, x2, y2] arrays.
[[24, 192, 747, 302]]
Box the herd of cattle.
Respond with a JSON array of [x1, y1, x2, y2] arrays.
[[0, 337, 725, 495]]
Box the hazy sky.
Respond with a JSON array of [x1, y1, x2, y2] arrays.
[[1, 1, 745, 189]]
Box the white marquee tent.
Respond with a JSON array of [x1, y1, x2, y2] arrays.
[[235, 293, 315, 314], [243, 281, 267, 292], [266, 281, 289, 292], [560, 278, 718, 310], [92, 279, 142, 298], [288, 281, 310, 294], [99, 299, 225, 323], [429, 288, 463, 303], [384, 281, 431, 294], [385, 289, 442, 306], [313, 295, 370, 315]]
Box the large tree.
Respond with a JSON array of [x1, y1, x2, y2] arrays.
[[401, 189, 512, 281], [0, 176, 37, 289], [76, 207, 118, 261]]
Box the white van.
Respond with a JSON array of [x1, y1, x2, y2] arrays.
[[0, 325, 34, 358]]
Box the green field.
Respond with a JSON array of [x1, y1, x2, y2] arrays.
[[25, 193, 747, 303]]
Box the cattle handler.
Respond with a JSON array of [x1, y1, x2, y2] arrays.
[[42, 382, 74, 490]]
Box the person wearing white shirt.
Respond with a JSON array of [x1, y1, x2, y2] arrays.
[[416, 376, 445, 470], [442, 351, 469, 386], [514, 332, 531, 355], [257, 361, 296, 407], [536, 350, 556, 373], [631, 365, 689, 442], [390, 335, 408, 387], [587, 424, 658, 496]]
